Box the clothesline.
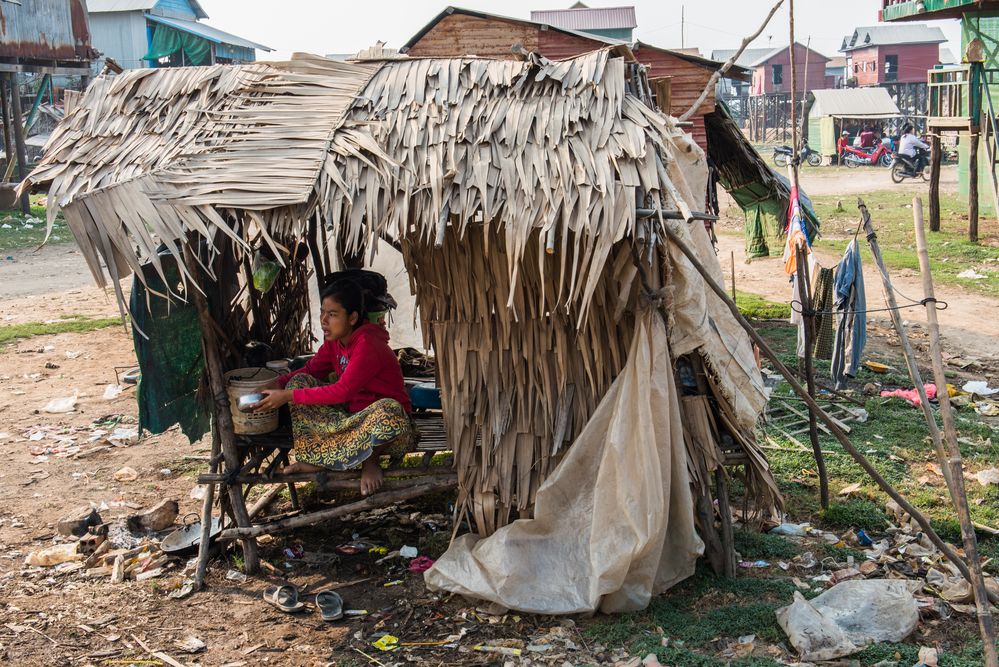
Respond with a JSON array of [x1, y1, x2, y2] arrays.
[[790, 296, 947, 317]]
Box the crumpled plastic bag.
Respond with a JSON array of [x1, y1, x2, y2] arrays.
[[424, 313, 703, 614], [42, 391, 78, 413], [776, 579, 918, 661]]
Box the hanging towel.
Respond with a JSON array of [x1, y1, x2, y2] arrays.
[[811, 267, 836, 360], [831, 239, 866, 389]]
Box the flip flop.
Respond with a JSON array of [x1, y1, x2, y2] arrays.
[[263, 584, 306, 613], [316, 590, 344, 621]]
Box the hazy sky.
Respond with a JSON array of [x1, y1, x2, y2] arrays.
[[197, 0, 964, 62]]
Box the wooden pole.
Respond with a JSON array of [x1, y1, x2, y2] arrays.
[[929, 133, 941, 232], [678, 0, 785, 122], [659, 221, 999, 605], [217, 478, 456, 540], [795, 246, 828, 508], [183, 247, 260, 574], [969, 127, 980, 243], [7, 73, 29, 214], [193, 425, 221, 591], [0, 80, 12, 178], [858, 199, 952, 490], [913, 200, 998, 666]]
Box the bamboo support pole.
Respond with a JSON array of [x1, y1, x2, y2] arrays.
[[659, 220, 999, 605], [217, 478, 456, 540], [913, 199, 998, 666], [858, 200, 953, 489], [184, 247, 260, 574]]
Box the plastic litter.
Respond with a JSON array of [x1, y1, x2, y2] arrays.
[[225, 569, 248, 583], [880, 383, 936, 408], [399, 545, 418, 558], [42, 392, 78, 413], [963, 380, 998, 396], [917, 646, 939, 666], [372, 634, 399, 651], [769, 523, 808, 537], [25, 542, 82, 567], [856, 529, 874, 547], [975, 468, 999, 487], [473, 645, 523, 657], [409, 556, 435, 573], [103, 384, 124, 400], [776, 579, 918, 661]]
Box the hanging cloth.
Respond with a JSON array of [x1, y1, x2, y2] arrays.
[[142, 25, 212, 65], [811, 267, 836, 360], [831, 239, 867, 389]]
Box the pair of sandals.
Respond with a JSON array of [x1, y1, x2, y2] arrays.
[[263, 584, 344, 621]]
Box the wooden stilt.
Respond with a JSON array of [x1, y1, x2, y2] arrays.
[[217, 477, 456, 540], [929, 134, 941, 232], [795, 246, 828, 509], [913, 200, 998, 667], [7, 74, 29, 214], [659, 222, 999, 605], [193, 426, 221, 591], [0, 81, 12, 177], [969, 127, 980, 243], [714, 467, 736, 578], [184, 247, 260, 574]]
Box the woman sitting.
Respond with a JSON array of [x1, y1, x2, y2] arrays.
[[254, 279, 413, 495]]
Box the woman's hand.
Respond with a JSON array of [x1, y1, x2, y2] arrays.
[[253, 389, 293, 412]]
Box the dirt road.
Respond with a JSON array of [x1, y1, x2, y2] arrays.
[[716, 231, 999, 365]]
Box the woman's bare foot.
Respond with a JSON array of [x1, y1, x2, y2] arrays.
[[283, 461, 325, 475], [360, 457, 384, 496]]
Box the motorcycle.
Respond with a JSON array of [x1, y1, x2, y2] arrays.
[[890, 147, 930, 183], [841, 141, 893, 168], [773, 143, 822, 168]]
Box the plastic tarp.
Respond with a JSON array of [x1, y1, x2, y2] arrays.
[[424, 310, 704, 614], [143, 24, 211, 66]]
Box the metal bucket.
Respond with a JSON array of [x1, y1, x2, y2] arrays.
[[225, 367, 279, 435]]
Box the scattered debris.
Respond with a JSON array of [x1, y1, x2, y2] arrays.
[[25, 542, 82, 567], [127, 499, 179, 532], [42, 392, 78, 414], [56, 507, 102, 537], [113, 466, 138, 482], [776, 579, 918, 661]]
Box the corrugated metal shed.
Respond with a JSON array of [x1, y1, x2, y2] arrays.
[[146, 15, 273, 51], [87, 0, 208, 20], [809, 88, 901, 118], [841, 24, 946, 52], [0, 0, 93, 63], [530, 6, 637, 31]]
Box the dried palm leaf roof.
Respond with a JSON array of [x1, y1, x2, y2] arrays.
[[26, 49, 776, 529]]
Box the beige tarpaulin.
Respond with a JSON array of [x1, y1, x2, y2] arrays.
[[424, 310, 703, 614]]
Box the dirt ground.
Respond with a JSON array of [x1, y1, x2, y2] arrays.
[[1, 165, 998, 667]]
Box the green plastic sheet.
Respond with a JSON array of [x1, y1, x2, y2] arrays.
[[130, 255, 210, 442], [143, 24, 211, 65]]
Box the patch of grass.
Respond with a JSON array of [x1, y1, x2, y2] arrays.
[[736, 290, 791, 320], [0, 195, 70, 252], [586, 568, 798, 663], [810, 189, 999, 298], [733, 528, 800, 560], [821, 499, 889, 531], [855, 640, 994, 667], [0, 315, 121, 345]]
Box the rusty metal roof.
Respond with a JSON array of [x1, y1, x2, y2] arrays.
[[530, 5, 637, 31], [0, 0, 94, 64]]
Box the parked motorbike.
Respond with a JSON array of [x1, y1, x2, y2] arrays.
[[842, 141, 893, 168], [773, 143, 822, 168], [890, 147, 930, 183]]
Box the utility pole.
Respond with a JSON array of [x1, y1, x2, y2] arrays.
[[681, 5, 685, 49]]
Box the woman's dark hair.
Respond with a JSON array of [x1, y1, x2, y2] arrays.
[[321, 279, 367, 328], [902, 123, 914, 134]]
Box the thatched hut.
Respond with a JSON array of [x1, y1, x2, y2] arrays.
[[25, 47, 779, 611]]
